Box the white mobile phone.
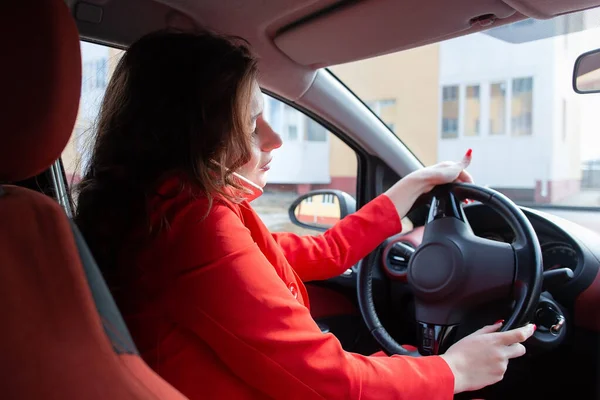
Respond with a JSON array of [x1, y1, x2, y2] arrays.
[[231, 172, 263, 202]]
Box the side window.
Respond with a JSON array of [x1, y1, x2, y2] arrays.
[[62, 41, 123, 189], [441, 85, 459, 138], [490, 82, 507, 135], [60, 43, 360, 237], [366, 99, 397, 132], [464, 85, 481, 136], [255, 95, 358, 235], [511, 77, 533, 136]]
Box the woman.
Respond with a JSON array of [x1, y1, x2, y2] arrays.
[[75, 30, 535, 400]]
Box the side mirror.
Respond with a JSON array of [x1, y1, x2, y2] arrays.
[[573, 48, 600, 94], [289, 190, 356, 232]]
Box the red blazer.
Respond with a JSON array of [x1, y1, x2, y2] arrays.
[[118, 177, 454, 399]]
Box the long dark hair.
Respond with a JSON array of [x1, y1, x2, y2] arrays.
[[74, 29, 258, 280]]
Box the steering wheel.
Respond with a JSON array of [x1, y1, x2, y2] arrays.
[[358, 183, 543, 356]]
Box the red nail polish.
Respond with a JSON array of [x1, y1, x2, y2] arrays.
[[495, 319, 504, 324], [466, 148, 473, 157], [533, 324, 537, 332]]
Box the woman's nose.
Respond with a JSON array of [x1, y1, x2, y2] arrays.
[[258, 117, 282, 151]]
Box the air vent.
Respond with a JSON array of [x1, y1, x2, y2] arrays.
[[386, 241, 415, 273]]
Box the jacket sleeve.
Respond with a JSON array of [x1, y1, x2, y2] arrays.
[[272, 194, 402, 282], [161, 200, 453, 400]]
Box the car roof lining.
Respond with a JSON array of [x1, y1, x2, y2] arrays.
[[68, 0, 600, 100]]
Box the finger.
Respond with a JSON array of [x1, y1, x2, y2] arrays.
[[455, 169, 474, 184], [471, 321, 504, 336], [504, 343, 527, 359], [460, 148, 472, 168], [494, 324, 536, 345]]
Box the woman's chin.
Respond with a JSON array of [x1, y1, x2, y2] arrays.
[[255, 178, 267, 189], [255, 171, 268, 188]]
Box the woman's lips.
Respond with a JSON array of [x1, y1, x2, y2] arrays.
[[260, 159, 272, 171]]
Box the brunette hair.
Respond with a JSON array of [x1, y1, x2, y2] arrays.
[[74, 29, 258, 279]]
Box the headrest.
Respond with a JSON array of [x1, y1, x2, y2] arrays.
[[0, 1, 81, 181]]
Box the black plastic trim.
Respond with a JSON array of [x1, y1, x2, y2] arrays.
[[70, 222, 138, 355]]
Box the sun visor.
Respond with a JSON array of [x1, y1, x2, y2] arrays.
[[274, 0, 519, 67]]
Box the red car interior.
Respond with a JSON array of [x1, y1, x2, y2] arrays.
[[0, 1, 187, 398], [1, 1, 600, 399], [575, 267, 600, 332]]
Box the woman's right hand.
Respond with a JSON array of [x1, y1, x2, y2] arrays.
[[440, 322, 536, 394]]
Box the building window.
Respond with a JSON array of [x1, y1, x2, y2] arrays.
[[511, 77, 533, 136], [82, 62, 93, 92], [265, 96, 282, 130], [82, 58, 108, 92], [490, 82, 506, 135], [279, 103, 303, 142], [441, 85, 459, 138], [96, 59, 107, 88], [464, 85, 481, 136], [288, 125, 298, 141], [305, 118, 327, 141], [442, 86, 458, 101], [322, 194, 335, 204], [367, 99, 397, 132], [442, 118, 458, 135]]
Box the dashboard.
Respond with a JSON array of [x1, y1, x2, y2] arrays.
[[476, 221, 580, 274], [379, 203, 600, 333]]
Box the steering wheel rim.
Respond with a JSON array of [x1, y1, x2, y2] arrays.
[[357, 183, 543, 356]]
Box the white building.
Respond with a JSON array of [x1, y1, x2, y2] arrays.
[[438, 14, 600, 203], [262, 96, 330, 186]]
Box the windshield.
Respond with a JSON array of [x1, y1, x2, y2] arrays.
[[330, 8, 600, 209]]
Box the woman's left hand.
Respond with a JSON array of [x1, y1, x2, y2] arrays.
[[384, 149, 473, 219]]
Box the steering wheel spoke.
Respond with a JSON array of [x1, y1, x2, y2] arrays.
[[357, 183, 543, 356], [416, 322, 459, 356]]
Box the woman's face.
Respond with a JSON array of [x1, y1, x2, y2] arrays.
[[236, 82, 282, 188]]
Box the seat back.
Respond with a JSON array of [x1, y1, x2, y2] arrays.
[[0, 2, 187, 399]]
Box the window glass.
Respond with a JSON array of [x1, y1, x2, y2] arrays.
[[441, 85, 459, 139], [305, 118, 328, 142], [511, 77, 533, 136], [366, 99, 398, 132], [62, 42, 123, 188], [63, 45, 360, 237], [256, 95, 358, 235], [490, 82, 506, 135], [330, 7, 600, 223], [464, 85, 481, 136]]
